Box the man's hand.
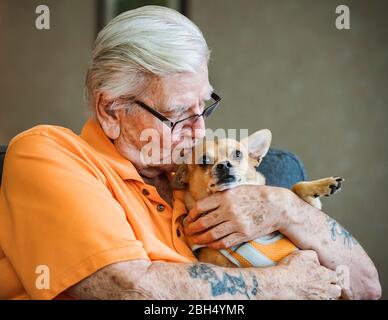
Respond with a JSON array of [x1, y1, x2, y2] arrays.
[[276, 250, 341, 300], [184, 185, 292, 249]]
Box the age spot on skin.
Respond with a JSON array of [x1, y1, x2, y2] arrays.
[[253, 215, 264, 225]]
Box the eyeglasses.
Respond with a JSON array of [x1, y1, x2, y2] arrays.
[[121, 92, 221, 131]]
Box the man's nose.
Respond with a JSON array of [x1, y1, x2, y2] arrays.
[[191, 116, 206, 140]]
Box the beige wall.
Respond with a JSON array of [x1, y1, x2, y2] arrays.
[[190, 0, 388, 298], [0, 0, 95, 142]]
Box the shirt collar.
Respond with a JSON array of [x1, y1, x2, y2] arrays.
[[79, 118, 143, 182], [79, 118, 189, 220]]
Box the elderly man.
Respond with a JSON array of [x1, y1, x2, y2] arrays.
[[0, 6, 381, 300]]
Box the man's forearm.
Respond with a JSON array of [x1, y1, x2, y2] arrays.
[[281, 195, 381, 299], [126, 261, 276, 300], [72, 260, 287, 300], [68, 259, 317, 300]]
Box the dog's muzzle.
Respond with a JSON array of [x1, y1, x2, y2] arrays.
[[215, 161, 236, 184]]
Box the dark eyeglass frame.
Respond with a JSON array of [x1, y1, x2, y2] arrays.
[[134, 92, 221, 131]]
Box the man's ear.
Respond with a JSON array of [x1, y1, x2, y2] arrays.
[[172, 164, 189, 190], [95, 92, 121, 140], [240, 129, 272, 161]]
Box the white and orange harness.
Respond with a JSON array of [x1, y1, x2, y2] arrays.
[[219, 232, 298, 267], [191, 231, 298, 267]]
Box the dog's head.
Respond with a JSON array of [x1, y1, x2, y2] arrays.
[[172, 129, 272, 200]]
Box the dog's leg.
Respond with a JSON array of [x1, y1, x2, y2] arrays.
[[291, 177, 344, 210]]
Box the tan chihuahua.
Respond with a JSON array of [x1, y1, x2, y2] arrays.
[[172, 129, 344, 268]]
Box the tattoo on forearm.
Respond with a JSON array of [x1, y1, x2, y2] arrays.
[[326, 216, 358, 249], [187, 264, 260, 299]]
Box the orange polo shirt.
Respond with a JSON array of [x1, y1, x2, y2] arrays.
[[0, 118, 196, 300]]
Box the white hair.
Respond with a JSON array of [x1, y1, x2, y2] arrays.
[[85, 5, 211, 111]]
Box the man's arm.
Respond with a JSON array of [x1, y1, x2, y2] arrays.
[[184, 185, 381, 300], [280, 191, 381, 300], [67, 250, 340, 300]]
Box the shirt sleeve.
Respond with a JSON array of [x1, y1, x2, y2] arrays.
[[0, 133, 150, 299]]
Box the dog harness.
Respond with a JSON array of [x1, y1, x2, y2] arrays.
[[190, 230, 298, 267], [219, 232, 298, 267]]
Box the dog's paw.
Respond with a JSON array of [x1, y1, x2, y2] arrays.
[[327, 176, 344, 196], [314, 176, 345, 197]]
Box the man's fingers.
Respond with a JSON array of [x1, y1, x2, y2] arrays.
[[300, 250, 320, 264], [184, 209, 225, 236], [186, 193, 221, 223], [327, 284, 342, 299], [328, 270, 339, 284], [206, 233, 245, 250], [333, 284, 343, 298], [190, 222, 234, 245], [318, 268, 339, 285]]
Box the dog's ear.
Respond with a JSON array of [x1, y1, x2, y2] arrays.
[[240, 129, 272, 161], [171, 164, 189, 189]]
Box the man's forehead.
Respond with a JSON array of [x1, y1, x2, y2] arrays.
[[167, 84, 214, 109], [157, 67, 213, 110]]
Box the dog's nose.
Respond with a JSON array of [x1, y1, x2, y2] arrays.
[[216, 161, 233, 172]]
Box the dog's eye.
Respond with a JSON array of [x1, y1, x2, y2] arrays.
[[198, 155, 211, 166], [231, 149, 243, 161]]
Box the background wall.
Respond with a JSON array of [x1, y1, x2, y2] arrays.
[[0, 0, 387, 298], [0, 0, 95, 141]]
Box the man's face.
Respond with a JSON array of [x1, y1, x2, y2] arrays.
[[112, 64, 213, 175]]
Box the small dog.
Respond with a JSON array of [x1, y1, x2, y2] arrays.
[[172, 129, 344, 268]]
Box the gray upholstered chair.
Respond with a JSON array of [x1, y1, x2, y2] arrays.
[[258, 148, 308, 189]]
